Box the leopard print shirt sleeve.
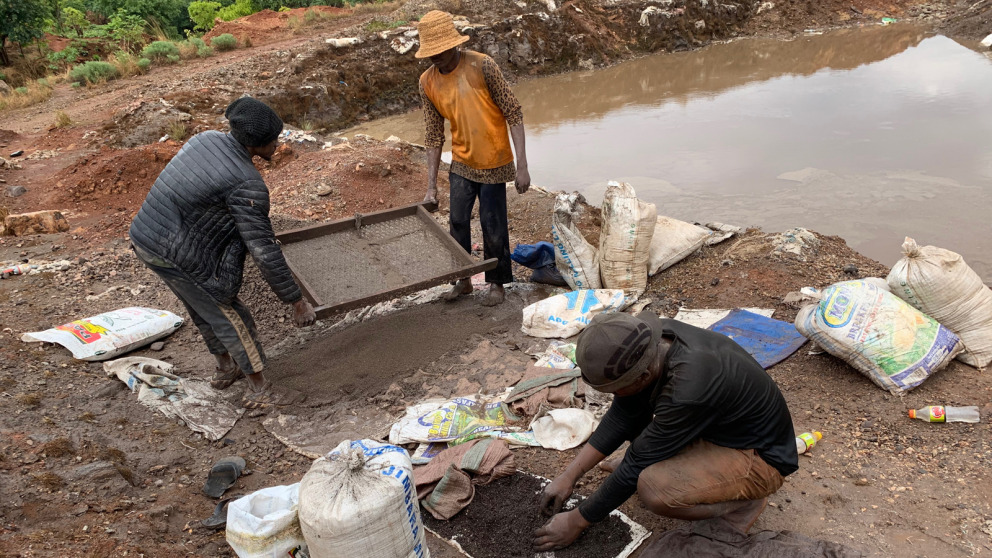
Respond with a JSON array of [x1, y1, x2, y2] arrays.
[[420, 80, 446, 149], [482, 56, 524, 127]]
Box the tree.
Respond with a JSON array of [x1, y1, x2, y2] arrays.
[[1, 0, 52, 66], [63, 6, 91, 36], [188, 1, 221, 31], [107, 9, 146, 51]]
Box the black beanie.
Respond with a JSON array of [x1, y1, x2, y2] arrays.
[[225, 97, 283, 147]]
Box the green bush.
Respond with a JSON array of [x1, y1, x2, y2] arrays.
[[211, 33, 237, 51], [188, 1, 222, 31], [137, 58, 152, 70], [37, 78, 50, 87], [71, 82, 82, 89], [47, 47, 81, 70], [15, 87, 28, 95], [70, 61, 120, 85], [142, 40, 182, 61], [167, 54, 180, 63], [217, 0, 254, 21], [187, 37, 213, 57]]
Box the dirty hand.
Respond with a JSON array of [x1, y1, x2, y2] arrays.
[[533, 509, 590, 552], [514, 166, 531, 195], [424, 185, 438, 205], [292, 299, 316, 327], [539, 475, 575, 517]]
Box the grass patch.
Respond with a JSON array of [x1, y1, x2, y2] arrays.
[[17, 393, 42, 407], [141, 41, 182, 63], [69, 61, 119, 85], [0, 81, 54, 112], [299, 119, 314, 131], [33, 472, 66, 491], [365, 19, 409, 33], [101, 447, 127, 464], [78, 411, 97, 423], [42, 438, 75, 457], [111, 52, 149, 79], [54, 110, 72, 128], [211, 33, 238, 52], [167, 119, 189, 142]]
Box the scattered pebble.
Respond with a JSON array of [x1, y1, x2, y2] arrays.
[[149, 341, 165, 351]]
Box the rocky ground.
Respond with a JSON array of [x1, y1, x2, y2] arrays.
[[2, 0, 992, 556]]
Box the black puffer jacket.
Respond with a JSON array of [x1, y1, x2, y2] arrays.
[[129, 131, 302, 304]]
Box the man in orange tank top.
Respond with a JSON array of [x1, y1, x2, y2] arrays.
[[416, 10, 531, 306]]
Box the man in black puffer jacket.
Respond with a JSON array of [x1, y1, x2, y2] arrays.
[[130, 97, 315, 409]]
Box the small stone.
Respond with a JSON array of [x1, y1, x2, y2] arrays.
[[710, 277, 720, 286], [149, 341, 165, 351], [843, 264, 858, 275], [854, 478, 870, 486], [5, 185, 26, 198], [316, 183, 333, 196]]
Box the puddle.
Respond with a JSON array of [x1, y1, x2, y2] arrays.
[[348, 25, 992, 279]]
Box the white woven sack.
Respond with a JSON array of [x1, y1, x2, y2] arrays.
[[648, 216, 711, 275], [521, 289, 626, 339], [298, 439, 428, 558], [795, 279, 962, 393], [551, 193, 602, 290], [599, 182, 656, 297], [226, 484, 308, 558], [887, 237, 992, 368]]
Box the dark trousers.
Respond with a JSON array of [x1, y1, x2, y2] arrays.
[[449, 173, 513, 285], [133, 244, 266, 375]]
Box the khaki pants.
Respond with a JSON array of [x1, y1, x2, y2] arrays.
[[637, 440, 784, 509]]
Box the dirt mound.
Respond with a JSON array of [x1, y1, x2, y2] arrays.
[[0, 129, 22, 147], [205, 6, 351, 47], [262, 136, 448, 222], [104, 100, 194, 148], [52, 143, 179, 211], [939, 1, 992, 40], [746, 0, 920, 34]]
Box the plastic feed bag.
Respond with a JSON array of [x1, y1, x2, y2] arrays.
[[551, 193, 602, 290], [227, 483, 308, 558], [521, 289, 626, 339], [599, 182, 656, 297], [795, 279, 962, 393], [21, 307, 183, 361], [887, 237, 992, 368], [298, 440, 429, 558]]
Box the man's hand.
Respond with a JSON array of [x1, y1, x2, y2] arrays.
[[424, 186, 438, 205], [533, 509, 590, 552], [514, 165, 531, 195], [539, 475, 575, 517], [292, 299, 316, 327]]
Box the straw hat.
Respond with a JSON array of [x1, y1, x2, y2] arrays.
[[415, 10, 469, 59]]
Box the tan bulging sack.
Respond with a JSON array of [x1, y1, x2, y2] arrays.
[[599, 182, 656, 298], [887, 237, 992, 368]]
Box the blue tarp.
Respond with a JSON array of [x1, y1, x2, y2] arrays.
[[709, 309, 807, 369]]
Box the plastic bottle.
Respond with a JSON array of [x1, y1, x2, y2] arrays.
[[909, 406, 980, 423], [1, 264, 36, 278], [796, 431, 822, 454]]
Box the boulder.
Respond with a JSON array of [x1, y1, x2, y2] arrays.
[[0, 80, 11, 96], [3, 210, 70, 236]]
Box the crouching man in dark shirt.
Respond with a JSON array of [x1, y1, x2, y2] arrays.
[[533, 311, 799, 551]]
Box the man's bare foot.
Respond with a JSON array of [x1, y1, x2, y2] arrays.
[[444, 279, 473, 302], [720, 498, 767, 534], [481, 283, 505, 307], [598, 453, 624, 473]]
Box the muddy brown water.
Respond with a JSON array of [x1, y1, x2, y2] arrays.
[[349, 25, 992, 279]]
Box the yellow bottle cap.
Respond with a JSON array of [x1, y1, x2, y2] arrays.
[[813, 431, 823, 440]]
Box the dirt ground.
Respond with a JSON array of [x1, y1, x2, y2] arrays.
[[2, 0, 992, 556]]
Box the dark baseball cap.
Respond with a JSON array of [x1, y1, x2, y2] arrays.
[[576, 311, 664, 392]]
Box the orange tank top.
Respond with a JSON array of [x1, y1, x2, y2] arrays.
[[419, 51, 514, 170]]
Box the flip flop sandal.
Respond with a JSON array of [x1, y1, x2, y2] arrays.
[[242, 381, 306, 409], [211, 366, 242, 390], [202, 456, 246, 498], [200, 498, 234, 530]]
